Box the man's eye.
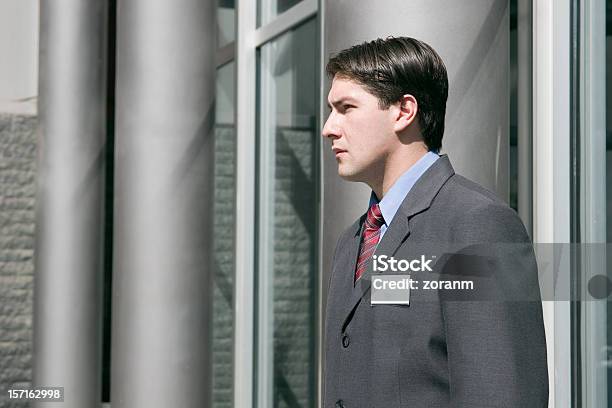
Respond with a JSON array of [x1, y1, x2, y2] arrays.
[[343, 105, 354, 111]]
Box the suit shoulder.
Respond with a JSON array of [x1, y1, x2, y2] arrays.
[[437, 174, 529, 243], [441, 174, 506, 208]]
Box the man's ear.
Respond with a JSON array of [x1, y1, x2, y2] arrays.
[[393, 94, 418, 133]]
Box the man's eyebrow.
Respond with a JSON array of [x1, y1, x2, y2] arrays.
[[327, 97, 358, 109]]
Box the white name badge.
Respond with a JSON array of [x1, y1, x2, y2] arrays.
[[370, 274, 412, 306]]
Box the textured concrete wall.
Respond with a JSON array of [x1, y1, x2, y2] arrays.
[[0, 112, 37, 408], [272, 127, 316, 406], [212, 125, 235, 408]]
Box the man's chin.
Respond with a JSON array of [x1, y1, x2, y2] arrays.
[[337, 168, 362, 182]]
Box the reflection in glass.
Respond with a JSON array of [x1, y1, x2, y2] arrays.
[[218, 0, 235, 48], [212, 61, 236, 408], [256, 19, 317, 408], [258, 0, 303, 27]]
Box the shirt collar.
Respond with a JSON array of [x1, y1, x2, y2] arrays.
[[368, 151, 440, 226]]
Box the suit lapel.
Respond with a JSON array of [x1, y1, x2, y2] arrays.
[[341, 155, 456, 329], [342, 218, 364, 294], [332, 216, 364, 332]]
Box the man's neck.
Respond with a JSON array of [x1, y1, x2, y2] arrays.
[[370, 147, 429, 199]]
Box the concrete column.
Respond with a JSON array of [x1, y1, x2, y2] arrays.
[[321, 0, 510, 322], [110, 0, 216, 407], [33, 1, 108, 407]]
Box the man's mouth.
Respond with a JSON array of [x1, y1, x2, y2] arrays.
[[332, 148, 347, 157]]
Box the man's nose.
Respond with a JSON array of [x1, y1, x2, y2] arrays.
[[322, 114, 340, 140]]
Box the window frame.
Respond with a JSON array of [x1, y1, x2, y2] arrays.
[[233, 1, 319, 407]]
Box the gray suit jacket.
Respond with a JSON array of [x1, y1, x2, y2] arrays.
[[324, 155, 548, 408]]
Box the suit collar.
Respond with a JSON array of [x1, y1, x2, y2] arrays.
[[366, 151, 440, 232], [396, 154, 455, 219]]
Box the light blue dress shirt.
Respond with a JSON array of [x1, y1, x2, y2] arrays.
[[368, 151, 439, 240]]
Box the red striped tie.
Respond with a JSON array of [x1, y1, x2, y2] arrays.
[[355, 203, 385, 283]]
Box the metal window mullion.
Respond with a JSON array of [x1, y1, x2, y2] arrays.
[[533, 2, 572, 408], [254, 0, 317, 47], [234, 0, 257, 406], [256, 41, 277, 408]]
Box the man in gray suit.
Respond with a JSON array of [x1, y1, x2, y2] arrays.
[[322, 37, 548, 407]]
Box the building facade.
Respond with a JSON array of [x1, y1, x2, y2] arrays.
[[1, 0, 611, 407]]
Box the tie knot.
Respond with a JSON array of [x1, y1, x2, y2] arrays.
[[365, 203, 385, 231]]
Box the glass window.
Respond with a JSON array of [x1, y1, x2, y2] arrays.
[[218, 0, 235, 48], [576, 0, 609, 406], [258, 0, 303, 27], [255, 18, 318, 408], [212, 60, 236, 408]]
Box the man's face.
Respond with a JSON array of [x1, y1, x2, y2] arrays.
[[322, 76, 399, 183]]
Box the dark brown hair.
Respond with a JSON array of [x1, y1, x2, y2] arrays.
[[326, 37, 448, 151]]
